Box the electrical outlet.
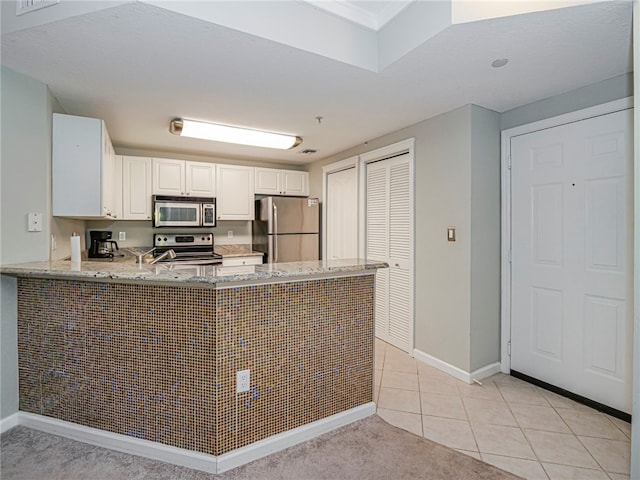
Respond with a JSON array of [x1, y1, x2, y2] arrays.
[[236, 369, 250, 393], [227, 230, 233, 239], [119, 232, 126, 241]]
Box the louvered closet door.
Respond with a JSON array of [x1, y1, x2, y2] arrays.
[[366, 153, 413, 352], [366, 162, 390, 341]]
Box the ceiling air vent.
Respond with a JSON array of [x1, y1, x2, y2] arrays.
[[16, 0, 58, 16]]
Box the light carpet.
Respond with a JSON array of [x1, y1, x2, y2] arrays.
[[1, 415, 520, 479]]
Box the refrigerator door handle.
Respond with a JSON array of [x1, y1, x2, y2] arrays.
[[273, 203, 278, 262]]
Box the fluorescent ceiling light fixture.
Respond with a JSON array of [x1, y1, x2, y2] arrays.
[[170, 119, 302, 150]]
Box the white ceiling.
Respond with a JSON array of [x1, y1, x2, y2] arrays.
[[0, 0, 632, 164]]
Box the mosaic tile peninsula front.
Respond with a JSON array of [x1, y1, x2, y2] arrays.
[[17, 275, 374, 455]]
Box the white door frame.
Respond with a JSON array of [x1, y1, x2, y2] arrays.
[[322, 156, 360, 260], [359, 138, 416, 353], [500, 97, 634, 373]]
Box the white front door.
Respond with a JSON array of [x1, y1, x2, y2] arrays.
[[326, 167, 358, 260], [510, 108, 633, 413]]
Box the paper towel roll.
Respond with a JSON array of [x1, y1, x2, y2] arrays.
[[70, 234, 81, 263]]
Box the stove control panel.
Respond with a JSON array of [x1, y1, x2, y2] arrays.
[[154, 233, 213, 247]]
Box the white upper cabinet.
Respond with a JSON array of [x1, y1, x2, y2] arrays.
[[152, 158, 184, 195], [185, 161, 216, 197], [216, 164, 255, 220], [255, 168, 308, 196], [254, 168, 281, 195], [152, 158, 215, 197], [282, 170, 309, 196], [52, 113, 117, 218], [122, 156, 152, 220]]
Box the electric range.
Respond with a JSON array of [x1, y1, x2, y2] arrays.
[[153, 233, 222, 265]]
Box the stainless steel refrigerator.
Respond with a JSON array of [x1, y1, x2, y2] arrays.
[[252, 197, 319, 263]]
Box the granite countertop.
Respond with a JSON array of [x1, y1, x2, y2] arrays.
[[0, 258, 388, 286], [214, 244, 263, 258]]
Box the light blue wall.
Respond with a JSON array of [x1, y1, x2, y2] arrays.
[[0, 277, 18, 419], [0, 67, 51, 264], [469, 105, 501, 371], [0, 67, 52, 418]]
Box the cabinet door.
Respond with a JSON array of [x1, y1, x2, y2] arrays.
[[185, 161, 216, 196], [153, 158, 185, 195], [52, 113, 114, 218], [113, 155, 123, 220], [101, 123, 116, 218], [122, 156, 152, 220], [282, 170, 309, 196], [255, 168, 282, 195], [216, 164, 255, 220]]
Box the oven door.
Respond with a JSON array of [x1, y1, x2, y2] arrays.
[[153, 201, 201, 227]]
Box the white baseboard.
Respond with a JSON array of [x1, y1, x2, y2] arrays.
[[413, 348, 501, 385], [18, 412, 219, 473], [216, 402, 376, 473], [8, 403, 376, 474], [0, 412, 20, 434], [471, 362, 502, 383]]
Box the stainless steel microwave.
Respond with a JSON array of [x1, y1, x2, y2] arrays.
[[152, 195, 216, 228]]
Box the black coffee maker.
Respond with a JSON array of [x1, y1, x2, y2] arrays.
[[88, 231, 119, 259]]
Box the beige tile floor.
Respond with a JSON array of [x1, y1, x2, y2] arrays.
[[374, 339, 632, 480]]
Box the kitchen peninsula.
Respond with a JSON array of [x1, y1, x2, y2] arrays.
[[1, 258, 386, 473]]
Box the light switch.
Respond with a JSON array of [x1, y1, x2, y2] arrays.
[[447, 226, 456, 242], [28, 212, 43, 232]]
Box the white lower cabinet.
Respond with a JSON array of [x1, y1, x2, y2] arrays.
[[122, 156, 152, 220], [216, 164, 255, 220], [221, 255, 263, 267]]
